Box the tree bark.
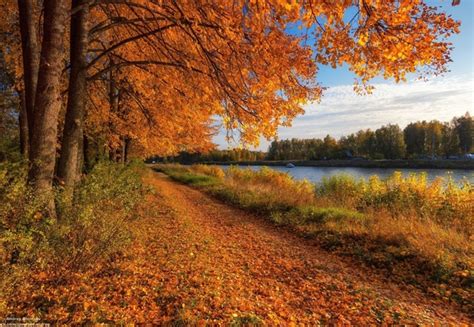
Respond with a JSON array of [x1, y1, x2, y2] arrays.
[[123, 137, 131, 163], [83, 132, 91, 171], [57, 0, 91, 189], [19, 90, 29, 156], [28, 0, 67, 206], [17, 0, 40, 155], [107, 63, 120, 163]]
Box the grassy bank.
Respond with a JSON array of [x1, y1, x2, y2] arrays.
[[201, 159, 474, 170], [0, 161, 149, 316], [155, 164, 473, 311]]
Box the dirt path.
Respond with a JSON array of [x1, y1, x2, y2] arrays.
[[19, 170, 469, 324], [137, 171, 470, 325]]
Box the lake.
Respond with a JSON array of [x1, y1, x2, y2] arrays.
[[219, 165, 474, 184]]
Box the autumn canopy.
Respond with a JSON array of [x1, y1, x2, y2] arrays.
[[0, 0, 460, 199]]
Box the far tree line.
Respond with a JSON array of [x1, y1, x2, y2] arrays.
[[267, 113, 472, 160], [156, 112, 472, 163], [154, 149, 267, 164]]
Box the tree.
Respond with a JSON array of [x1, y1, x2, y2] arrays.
[[6, 0, 461, 215], [17, 0, 40, 155], [57, 0, 92, 189], [321, 135, 338, 159], [404, 122, 427, 157], [375, 124, 406, 159], [356, 129, 377, 159], [0, 88, 20, 161], [454, 112, 473, 153], [425, 120, 444, 157], [441, 122, 460, 157], [339, 134, 358, 157], [27, 0, 68, 205], [1, 0, 29, 156]]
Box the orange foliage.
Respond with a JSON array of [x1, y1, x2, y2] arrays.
[[1, 0, 460, 154], [83, 0, 459, 154]]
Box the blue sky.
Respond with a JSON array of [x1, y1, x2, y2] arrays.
[[214, 1, 474, 151]]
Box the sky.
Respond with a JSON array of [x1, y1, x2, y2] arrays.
[[214, 0, 474, 151]]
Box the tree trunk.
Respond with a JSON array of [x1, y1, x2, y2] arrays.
[[17, 0, 40, 155], [28, 0, 67, 208], [107, 64, 121, 163], [124, 137, 131, 163], [77, 131, 84, 174], [57, 0, 91, 189], [19, 90, 29, 156], [120, 137, 126, 163], [83, 132, 91, 171]]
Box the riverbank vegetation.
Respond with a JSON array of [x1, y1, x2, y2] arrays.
[[156, 164, 473, 311]]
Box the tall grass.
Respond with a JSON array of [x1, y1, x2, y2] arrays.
[[320, 173, 473, 237], [156, 163, 473, 308], [224, 166, 315, 211]]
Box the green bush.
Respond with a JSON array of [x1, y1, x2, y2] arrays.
[[291, 206, 366, 224], [54, 161, 146, 270], [318, 174, 362, 203], [270, 206, 366, 226]]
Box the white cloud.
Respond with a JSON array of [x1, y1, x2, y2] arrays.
[[215, 74, 473, 151]]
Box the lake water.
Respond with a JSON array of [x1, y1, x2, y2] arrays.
[[220, 165, 474, 185]]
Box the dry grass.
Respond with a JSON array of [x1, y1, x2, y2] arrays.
[[225, 166, 315, 209]]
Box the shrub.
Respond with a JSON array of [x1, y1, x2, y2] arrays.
[[54, 161, 146, 270], [318, 174, 363, 205], [226, 166, 315, 208], [317, 172, 473, 230], [0, 161, 147, 313], [292, 206, 366, 225], [191, 164, 225, 179], [176, 173, 221, 187], [270, 206, 366, 227]]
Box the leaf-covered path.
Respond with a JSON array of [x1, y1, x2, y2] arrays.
[[20, 170, 468, 324], [139, 171, 470, 325]]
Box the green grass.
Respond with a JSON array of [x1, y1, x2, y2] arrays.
[[283, 206, 367, 225], [156, 165, 221, 188], [170, 172, 220, 187]]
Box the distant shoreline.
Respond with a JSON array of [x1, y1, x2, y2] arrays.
[[201, 159, 474, 170]]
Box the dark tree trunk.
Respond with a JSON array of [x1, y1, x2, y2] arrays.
[[19, 90, 29, 156], [120, 137, 125, 163], [17, 0, 40, 155], [107, 63, 120, 163], [109, 146, 119, 162], [117, 147, 122, 163], [57, 0, 91, 189], [83, 132, 91, 171], [77, 131, 84, 175], [124, 137, 131, 163], [28, 0, 67, 206]]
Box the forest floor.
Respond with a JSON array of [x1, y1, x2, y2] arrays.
[[13, 170, 472, 324]]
